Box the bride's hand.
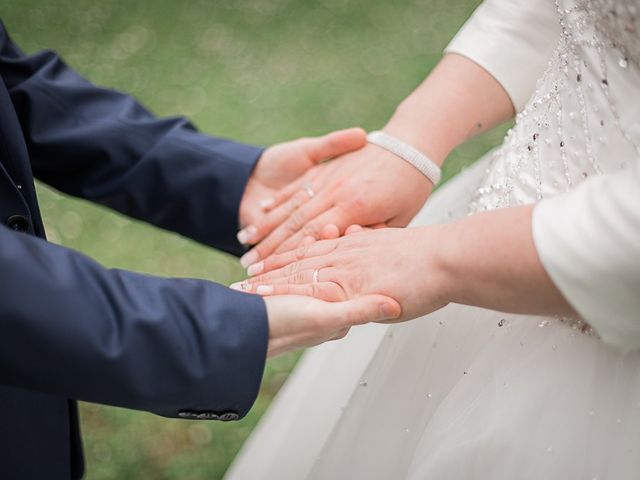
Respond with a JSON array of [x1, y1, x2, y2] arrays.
[[233, 226, 449, 322], [239, 127, 367, 235], [237, 144, 432, 267], [235, 205, 578, 324], [235, 52, 519, 268]]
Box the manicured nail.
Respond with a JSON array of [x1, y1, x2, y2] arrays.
[[260, 198, 275, 210], [240, 249, 259, 268], [256, 285, 274, 295], [247, 261, 264, 276], [237, 225, 257, 245], [230, 281, 252, 292]]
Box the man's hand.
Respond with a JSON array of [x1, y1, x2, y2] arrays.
[[238, 128, 367, 242], [238, 143, 432, 267], [263, 294, 401, 357]]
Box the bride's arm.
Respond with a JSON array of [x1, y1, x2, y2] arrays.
[[386, 0, 560, 162], [383, 52, 514, 167], [238, 0, 561, 263]]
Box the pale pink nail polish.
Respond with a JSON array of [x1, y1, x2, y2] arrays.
[[260, 198, 275, 209], [240, 250, 259, 268], [230, 281, 252, 292], [256, 285, 274, 295], [237, 225, 257, 245], [247, 261, 264, 276]]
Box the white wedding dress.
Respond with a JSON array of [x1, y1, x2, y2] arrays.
[[226, 1, 640, 478]]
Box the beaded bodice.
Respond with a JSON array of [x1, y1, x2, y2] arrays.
[[470, 0, 640, 213]]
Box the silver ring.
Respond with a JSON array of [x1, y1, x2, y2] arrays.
[[312, 269, 320, 284], [302, 181, 315, 199]]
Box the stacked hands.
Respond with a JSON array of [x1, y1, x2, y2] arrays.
[[234, 127, 440, 356]]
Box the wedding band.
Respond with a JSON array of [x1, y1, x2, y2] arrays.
[[312, 269, 320, 284], [302, 182, 315, 199]]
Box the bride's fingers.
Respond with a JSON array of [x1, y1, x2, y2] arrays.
[[321, 224, 340, 240], [262, 172, 314, 213], [238, 190, 327, 265], [264, 155, 339, 214], [301, 235, 317, 246], [241, 266, 340, 292], [345, 224, 364, 235], [244, 197, 336, 265], [246, 239, 338, 277], [273, 207, 351, 254], [344, 222, 386, 236], [238, 188, 311, 246], [252, 282, 346, 302], [261, 145, 336, 213]]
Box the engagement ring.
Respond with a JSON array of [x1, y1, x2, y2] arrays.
[[302, 182, 315, 199]]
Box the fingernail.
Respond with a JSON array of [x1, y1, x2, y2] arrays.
[[247, 261, 264, 276], [230, 282, 246, 291], [237, 225, 257, 245], [256, 285, 274, 295], [379, 303, 397, 320], [240, 249, 259, 268], [260, 198, 275, 210]]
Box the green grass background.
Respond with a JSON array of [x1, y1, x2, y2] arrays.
[[0, 1, 508, 478]]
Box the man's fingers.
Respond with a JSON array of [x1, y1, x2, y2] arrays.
[[263, 293, 401, 358], [326, 295, 402, 326], [304, 127, 366, 165]]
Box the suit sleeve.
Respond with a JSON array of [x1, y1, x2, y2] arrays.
[[532, 162, 640, 352], [0, 224, 268, 418], [0, 21, 261, 256], [445, 0, 560, 112]]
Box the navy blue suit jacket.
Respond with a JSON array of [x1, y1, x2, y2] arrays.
[[0, 21, 268, 479]]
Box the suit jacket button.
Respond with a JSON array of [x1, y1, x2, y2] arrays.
[[196, 412, 219, 420], [6, 215, 29, 233], [219, 412, 239, 422]]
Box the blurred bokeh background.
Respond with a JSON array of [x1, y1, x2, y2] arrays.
[[1, 0, 508, 478]]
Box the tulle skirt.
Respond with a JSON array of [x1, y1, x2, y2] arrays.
[[225, 157, 640, 480]]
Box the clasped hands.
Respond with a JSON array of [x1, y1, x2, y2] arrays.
[[236, 127, 439, 356]]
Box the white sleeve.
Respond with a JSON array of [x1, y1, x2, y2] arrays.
[[445, 0, 560, 112], [532, 162, 640, 352]]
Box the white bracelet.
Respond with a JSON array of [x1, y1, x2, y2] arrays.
[[367, 130, 441, 185]]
